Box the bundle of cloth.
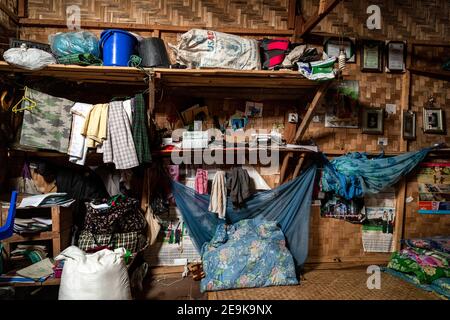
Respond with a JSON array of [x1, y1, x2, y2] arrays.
[[384, 236, 450, 299], [200, 217, 298, 292]]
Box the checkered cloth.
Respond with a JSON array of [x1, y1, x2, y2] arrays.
[[132, 94, 152, 164], [103, 101, 139, 169], [77, 230, 147, 253]]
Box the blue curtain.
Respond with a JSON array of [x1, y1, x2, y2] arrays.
[[321, 148, 431, 200], [172, 165, 317, 267]]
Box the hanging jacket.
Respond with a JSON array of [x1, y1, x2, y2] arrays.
[[226, 167, 253, 209]]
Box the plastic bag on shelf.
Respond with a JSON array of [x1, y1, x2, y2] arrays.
[[3, 45, 56, 70], [49, 31, 100, 58], [169, 29, 261, 70]]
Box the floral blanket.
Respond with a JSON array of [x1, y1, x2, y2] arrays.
[[200, 218, 298, 292], [387, 236, 450, 285]]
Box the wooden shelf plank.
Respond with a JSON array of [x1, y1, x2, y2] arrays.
[[408, 67, 450, 81], [7, 231, 59, 242]]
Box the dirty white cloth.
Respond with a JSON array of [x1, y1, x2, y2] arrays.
[[208, 170, 227, 219], [243, 165, 271, 190], [122, 99, 133, 125], [68, 102, 93, 165]]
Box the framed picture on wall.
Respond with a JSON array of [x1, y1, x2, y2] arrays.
[[385, 41, 406, 73], [423, 108, 445, 134], [324, 37, 356, 63], [402, 110, 416, 140], [361, 40, 383, 72], [362, 108, 384, 134]]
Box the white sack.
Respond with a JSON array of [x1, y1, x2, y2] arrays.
[[169, 29, 261, 70], [56, 246, 131, 300], [3, 45, 56, 71]]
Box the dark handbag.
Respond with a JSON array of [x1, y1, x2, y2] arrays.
[[150, 195, 169, 215], [84, 197, 147, 234]]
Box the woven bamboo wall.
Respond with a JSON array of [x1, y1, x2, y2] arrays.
[[25, 0, 289, 29], [0, 0, 18, 56], [12, 0, 450, 265]]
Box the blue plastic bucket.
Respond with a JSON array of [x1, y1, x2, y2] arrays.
[[100, 29, 137, 66]]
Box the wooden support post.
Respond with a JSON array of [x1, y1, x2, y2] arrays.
[[292, 153, 306, 179], [299, 0, 343, 38], [51, 207, 61, 256], [279, 152, 294, 184], [294, 81, 330, 143], [393, 179, 406, 252], [18, 0, 26, 18]]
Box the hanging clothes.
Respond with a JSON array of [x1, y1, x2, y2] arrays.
[[19, 88, 74, 153], [132, 94, 151, 164], [172, 165, 317, 267], [208, 170, 227, 219], [82, 103, 109, 149], [122, 99, 133, 125], [195, 169, 208, 194], [226, 167, 253, 209], [321, 148, 433, 200], [103, 101, 139, 170], [68, 102, 93, 165]]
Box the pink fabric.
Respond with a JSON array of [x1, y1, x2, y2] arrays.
[[195, 169, 208, 195]]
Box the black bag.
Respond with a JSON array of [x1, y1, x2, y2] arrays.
[[138, 38, 170, 68]]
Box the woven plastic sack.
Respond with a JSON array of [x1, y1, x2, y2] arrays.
[[169, 29, 261, 70], [49, 31, 100, 58], [56, 246, 131, 300], [3, 45, 56, 70]]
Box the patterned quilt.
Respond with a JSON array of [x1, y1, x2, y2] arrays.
[[200, 218, 298, 292]]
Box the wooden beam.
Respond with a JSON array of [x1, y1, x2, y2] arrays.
[[292, 153, 306, 179], [393, 179, 406, 252], [294, 81, 331, 143], [279, 152, 294, 184], [287, 0, 297, 29], [18, 0, 26, 18], [299, 0, 343, 38], [19, 18, 293, 36]]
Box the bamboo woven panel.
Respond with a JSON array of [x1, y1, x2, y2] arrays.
[[408, 75, 450, 150], [302, 0, 450, 42], [26, 0, 289, 30], [207, 269, 442, 300], [403, 174, 450, 239], [304, 63, 403, 153], [308, 206, 390, 263]]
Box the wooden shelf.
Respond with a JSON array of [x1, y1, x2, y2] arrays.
[[0, 277, 61, 287], [0, 61, 149, 85], [152, 68, 321, 89], [0, 62, 322, 89]]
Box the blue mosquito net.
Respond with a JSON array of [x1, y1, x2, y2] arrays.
[[321, 148, 432, 200], [171, 165, 317, 267]]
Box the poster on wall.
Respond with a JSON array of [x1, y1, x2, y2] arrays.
[[324, 80, 360, 128], [362, 189, 396, 253], [417, 162, 450, 214], [320, 193, 366, 223]]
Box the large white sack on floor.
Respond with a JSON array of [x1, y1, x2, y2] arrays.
[[169, 29, 261, 70], [3, 45, 56, 70], [56, 246, 131, 300]]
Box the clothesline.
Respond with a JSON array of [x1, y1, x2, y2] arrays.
[[18, 87, 151, 169]]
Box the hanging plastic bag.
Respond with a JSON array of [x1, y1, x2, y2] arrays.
[[3, 44, 56, 70], [49, 31, 100, 58]]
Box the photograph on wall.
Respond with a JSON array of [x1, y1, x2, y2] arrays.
[[417, 162, 450, 214], [320, 193, 366, 223], [324, 80, 360, 128], [362, 190, 396, 253]]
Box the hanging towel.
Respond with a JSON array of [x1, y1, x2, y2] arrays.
[[208, 170, 227, 219], [132, 94, 151, 164], [19, 88, 74, 153], [103, 101, 139, 170], [123, 99, 133, 125], [68, 102, 93, 165], [195, 169, 208, 195], [226, 167, 253, 209], [82, 103, 109, 149]]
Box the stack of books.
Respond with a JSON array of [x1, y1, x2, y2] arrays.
[[18, 193, 75, 208], [10, 244, 48, 262]]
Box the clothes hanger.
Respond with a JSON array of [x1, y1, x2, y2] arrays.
[[11, 87, 37, 113]]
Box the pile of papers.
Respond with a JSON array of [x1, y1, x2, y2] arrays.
[[18, 192, 75, 208], [14, 217, 52, 235], [10, 244, 48, 261]]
